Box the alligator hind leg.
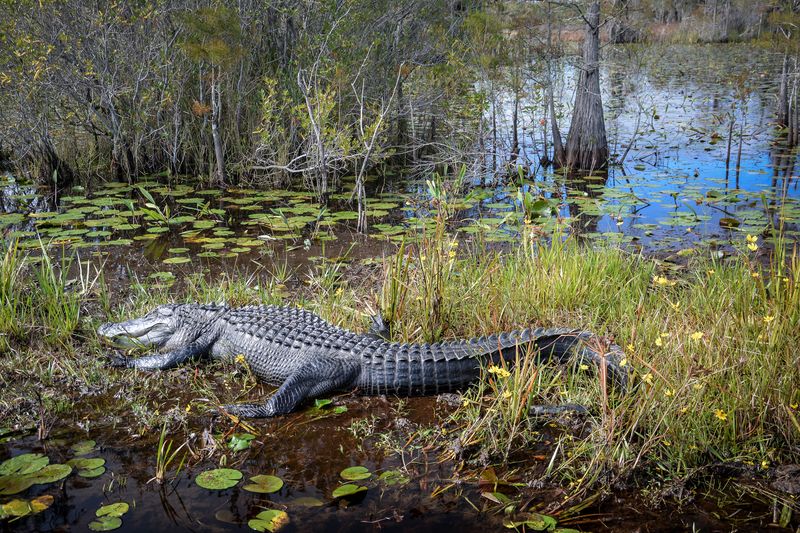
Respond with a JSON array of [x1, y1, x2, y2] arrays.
[[223, 356, 360, 418]]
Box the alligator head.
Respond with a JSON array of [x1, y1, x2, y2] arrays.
[[98, 304, 184, 349]]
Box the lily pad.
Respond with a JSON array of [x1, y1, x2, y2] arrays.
[[0, 453, 49, 476], [340, 466, 371, 481], [248, 509, 289, 532], [228, 433, 256, 452], [89, 516, 122, 531], [242, 474, 283, 494], [1, 495, 53, 518], [71, 440, 97, 456], [195, 468, 242, 490], [163, 257, 191, 265], [290, 496, 324, 507], [96, 502, 129, 517], [331, 483, 367, 499], [67, 457, 106, 478], [378, 470, 410, 485]]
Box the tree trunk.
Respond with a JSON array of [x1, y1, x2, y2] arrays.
[[210, 71, 226, 185], [565, 1, 608, 171], [777, 53, 789, 126]]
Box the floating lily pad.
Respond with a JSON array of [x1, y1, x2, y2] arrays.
[[0, 463, 72, 495], [195, 468, 242, 490], [0, 453, 49, 476], [340, 466, 371, 481], [290, 496, 324, 507], [163, 257, 191, 265], [503, 512, 558, 531], [1, 495, 53, 518], [67, 457, 106, 478], [331, 483, 367, 498], [242, 474, 283, 494], [378, 470, 410, 485], [71, 440, 97, 456], [168, 247, 190, 254], [96, 502, 129, 517], [228, 433, 256, 452], [89, 516, 122, 531], [248, 509, 289, 532]]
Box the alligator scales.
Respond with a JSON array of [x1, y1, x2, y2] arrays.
[[98, 304, 627, 418]]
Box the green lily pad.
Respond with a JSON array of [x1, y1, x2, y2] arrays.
[[228, 433, 256, 452], [242, 474, 283, 494], [96, 502, 129, 518], [168, 247, 190, 254], [89, 516, 122, 531], [290, 496, 324, 507], [340, 466, 371, 481], [27, 463, 72, 484], [71, 440, 97, 456], [67, 458, 106, 477], [163, 257, 191, 265], [503, 512, 558, 531], [1, 495, 53, 518], [378, 470, 410, 485], [195, 468, 242, 490], [248, 509, 289, 532], [0, 453, 49, 476], [0, 463, 72, 495], [331, 483, 367, 499]]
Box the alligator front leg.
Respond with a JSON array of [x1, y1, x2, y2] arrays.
[[109, 342, 207, 370], [223, 356, 361, 418]]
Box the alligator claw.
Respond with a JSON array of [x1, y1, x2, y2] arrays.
[[107, 352, 132, 368]]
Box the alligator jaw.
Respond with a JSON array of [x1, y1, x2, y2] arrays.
[[97, 318, 167, 347]]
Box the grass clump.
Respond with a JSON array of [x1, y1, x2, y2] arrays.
[[380, 225, 800, 495]]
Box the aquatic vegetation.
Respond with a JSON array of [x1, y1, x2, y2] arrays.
[[248, 509, 289, 532], [339, 466, 371, 481], [195, 468, 242, 490], [89, 502, 129, 532], [242, 474, 283, 494]]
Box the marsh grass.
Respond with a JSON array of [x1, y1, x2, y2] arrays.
[[379, 224, 799, 496]]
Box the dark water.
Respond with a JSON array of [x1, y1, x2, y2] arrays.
[[1, 43, 799, 531]]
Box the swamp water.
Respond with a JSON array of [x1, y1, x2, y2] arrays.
[[1, 44, 799, 531]]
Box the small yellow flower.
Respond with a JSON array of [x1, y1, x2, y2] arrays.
[[660, 332, 669, 338], [680, 407, 689, 414], [653, 275, 674, 286], [185, 404, 192, 413], [762, 315, 775, 323], [579, 364, 589, 371], [757, 333, 765, 341], [790, 402, 798, 410], [655, 337, 663, 347], [664, 388, 674, 397], [642, 372, 654, 385], [663, 439, 671, 447], [334, 287, 343, 296], [626, 343, 635, 353], [693, 382, 704, 391], [714, 409, 728, 421], [746, 234, 758, 244], [619, 358, 628, 367], [235, 354, 246, 365], [751, 272, 760, 279], [707, 269, 715, 276], [448, 250, 456, 259], [690, 331, 704, 341], [502, 390, 512, 400], [669, 300, 681, 311], [761, 460, 770, 470], [462, 398, 470, 407], [747, 242, 758, 252], [487, 365, 511, 379]]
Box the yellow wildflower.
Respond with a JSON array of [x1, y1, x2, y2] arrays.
[[487, 365, 511, 379], [502, 390, 512, 400], [448, 250, 456, 259], [660, 332, 669, 338], [714, 409, 728, 421], [335, 287, 343, 296], [746, 234, 758, 244], [664, 388, 674, 397], [690, 331, 704, 341], [693, 382, 704, 390], [642, 372, 654, 385], [761, 460, 770, 470], [762, 315, 775, 323], [663, 439, 671, 447], [680, 407, 689, 414], [235, 354, 246, 365], [462, 398, 470, 407], [790, 402, 798, 410], [185, 404, 192, 413], [619, 358, 628, 367], [747, 242, 758, 252], [655, 337, 663, 347], [626, 343, 635, 353], [653, 275, 674, 286], [707, 269, 715, 276], [752, 272, 760, 279]]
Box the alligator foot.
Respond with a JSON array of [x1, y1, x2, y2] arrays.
[[107, 352, 133, 368], [221, 403, 274, 418]]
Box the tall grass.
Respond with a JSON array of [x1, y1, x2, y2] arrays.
[[380, 223, 800, 493]]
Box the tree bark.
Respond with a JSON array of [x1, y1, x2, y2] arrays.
[[565, 1, 608, 171]]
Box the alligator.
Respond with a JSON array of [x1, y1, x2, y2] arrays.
[[97, 303, 628, 418]]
